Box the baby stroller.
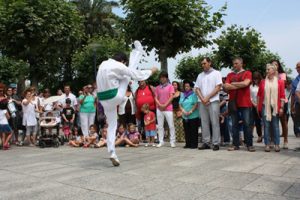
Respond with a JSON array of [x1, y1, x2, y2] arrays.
[[38, 110, 64, 148]]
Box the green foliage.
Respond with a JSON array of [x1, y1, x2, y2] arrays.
[[0, 56, 29, 85], [121, 0, 226, 71], [175, 53, 216, 81], [72, 36, 128, 90], [213, 25, 266, 69], [71, 0, 121, 39], [0, 0, 84, 86], [146, 71, 160, 87]]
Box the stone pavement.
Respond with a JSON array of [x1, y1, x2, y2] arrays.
[[0, 130, 300, 200]]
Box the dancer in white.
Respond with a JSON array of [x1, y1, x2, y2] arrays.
[[97, 42, 157, 166]]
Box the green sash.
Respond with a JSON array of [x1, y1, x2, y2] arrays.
[[97, 88, 118, 101]]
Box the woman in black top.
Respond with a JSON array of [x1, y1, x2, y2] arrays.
[[172, 81, 185, 142]]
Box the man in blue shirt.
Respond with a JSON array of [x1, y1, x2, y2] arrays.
[[291, 62, 300, 137]]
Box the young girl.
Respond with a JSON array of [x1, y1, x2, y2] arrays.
[[95, 124, 108, 148], [0, 98, 12, 150], [115, 124, 138, 147], [69, 126, 84, 147], [22, 89, 38, 146], [126, 123, 140, 147], [83, 124, 98, 148], [142, 104, 156, 147]]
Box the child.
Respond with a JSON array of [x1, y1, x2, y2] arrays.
[[0, 98, 13, 150], [95, 124, 107, 148], [62, 98, 75, 140], [126, 123, 140, 147], [84, 124, 98, 148], [115, 124, 138, 147], [69, 126, 84, 147], [142, 104, 156, 147]]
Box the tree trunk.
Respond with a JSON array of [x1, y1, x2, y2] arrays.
[[28, 58, 38, 88], [159, 48, 168, 73]]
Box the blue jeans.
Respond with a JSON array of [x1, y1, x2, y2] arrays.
[[230, 107, 253, 147], [262, 106, 280, 145]]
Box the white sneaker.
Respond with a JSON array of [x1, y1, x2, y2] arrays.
[[145, 144, 149, 147], [171, 143, 176, 148], [110, 153, 120, 167], [152, 144, 156, 147], [156, 143, 164, 148]]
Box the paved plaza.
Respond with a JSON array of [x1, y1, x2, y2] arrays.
[[1, 127, 300, 200]]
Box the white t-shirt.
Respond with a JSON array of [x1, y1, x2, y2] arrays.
[[40, 97, 53, 111], [250, 85, 259, 105], [22, 99, 37, 126], [0, 109, 8, 125], [195, 69, 222, 102], [59, 93, 78, 109]]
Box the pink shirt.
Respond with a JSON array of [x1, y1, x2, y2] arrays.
[[155, 84, 175, 111]]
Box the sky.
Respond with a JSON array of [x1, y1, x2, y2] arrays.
[[113, 0, 300, 80]]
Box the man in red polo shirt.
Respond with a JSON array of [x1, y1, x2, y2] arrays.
[[223, 57, 255, 152]]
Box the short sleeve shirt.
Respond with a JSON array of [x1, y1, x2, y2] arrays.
[[0, 109, 8, 125], [226, 70, 252, 108], [62, 107, 75, 120], [144, 111, 156, 131], [195, 69, 222, 102], [179, 92, 199, 120], [79, 95, 96, 113], [155, 84, 175, 111]]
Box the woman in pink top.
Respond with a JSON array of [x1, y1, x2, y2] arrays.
[[271, 60, 288, 149]]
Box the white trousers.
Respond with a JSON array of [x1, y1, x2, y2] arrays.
[[157, 109, 176, 144], [80, 112, 96, 136], [100, 78, 129, 154]]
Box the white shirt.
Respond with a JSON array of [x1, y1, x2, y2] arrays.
[[0, 109, 8, 125], [250, 84, 259, 105], [118, 93, 136, 115], [40, 97, 53, 111], [195, 69, 222, 102], [97, 59, 152, 93], [59, 93, 78, 109], [22, 99, 37, 126]]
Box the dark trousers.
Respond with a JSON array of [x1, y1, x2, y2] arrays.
[[118, 112, 136, 128], [292, 103, 300, 135], [183, 117, 199, 148], [220, 105, 230, 143], [231, 107, 253, 147], [252, 107, 262, 137]]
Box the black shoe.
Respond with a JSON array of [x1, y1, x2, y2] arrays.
[[190, 146, 197, 149], [198, 143, 210, 150], [183, 145, 190, 149], [213, 145, 219, 151]]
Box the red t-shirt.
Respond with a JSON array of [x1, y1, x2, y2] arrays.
[[144, 111, 156, 131], [226, 70, 252, 108], [135, 85, 156, 119]]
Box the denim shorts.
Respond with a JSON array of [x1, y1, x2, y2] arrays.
[[0, 124, 12, 133], [145, 130, 156, 137]]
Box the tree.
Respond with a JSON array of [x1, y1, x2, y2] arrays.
[[0, 56, 29, 87], [213, 25, 266, 69], [175, 53, 216, 81], [72, 36, 128, 91], [0, 0, 84, 87], [213, 25, 288, 76], [72, 0, 120, 39], [121, 0, 226, 72]]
